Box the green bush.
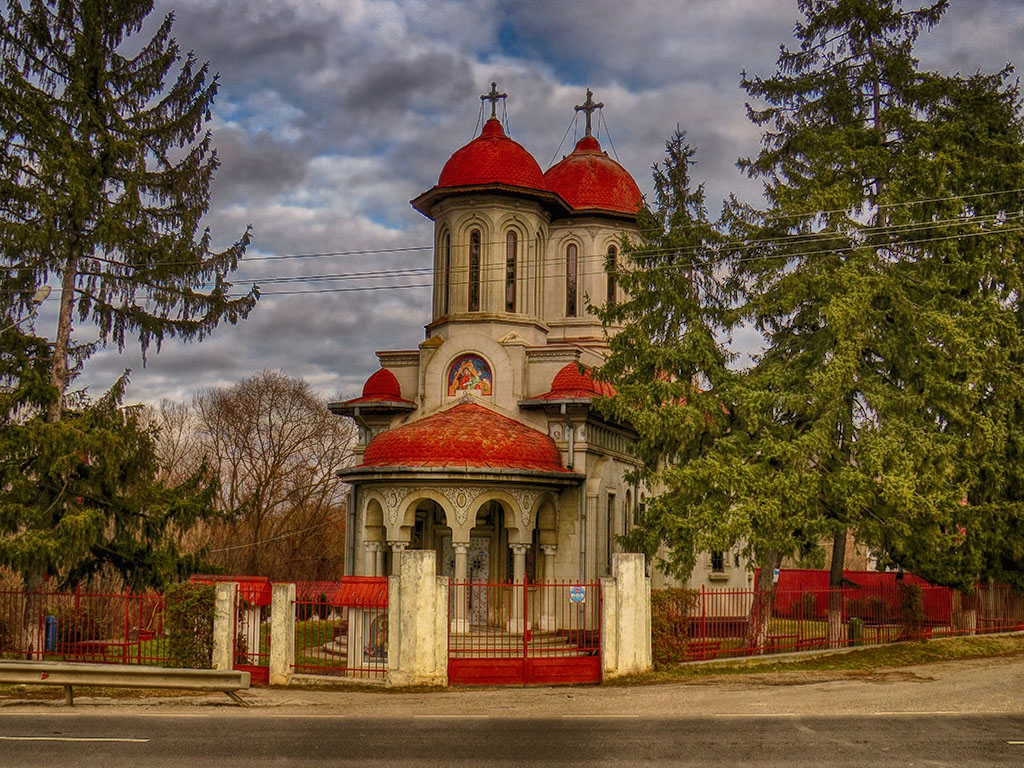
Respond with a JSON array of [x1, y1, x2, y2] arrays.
[[651, 588, 699, 665], [164, 582, 215, 669], [898, 582, 926, 637]]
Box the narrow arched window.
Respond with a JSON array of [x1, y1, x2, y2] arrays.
[[469, 229, 481, 312], [606, 245, 618, 305], [505, 231, 517, 312], [442, 232, 451, 316], [565, 243, 578, 317]]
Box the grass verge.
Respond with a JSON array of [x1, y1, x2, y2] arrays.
[[615, 632, 1024, 685]]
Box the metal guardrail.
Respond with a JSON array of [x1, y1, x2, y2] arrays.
[[0, 660, 250, 706]]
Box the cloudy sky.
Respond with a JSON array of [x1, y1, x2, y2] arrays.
[[52, 0, 1024, 406]]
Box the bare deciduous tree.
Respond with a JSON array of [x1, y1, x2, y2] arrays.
[[154, 371, 355, 581]]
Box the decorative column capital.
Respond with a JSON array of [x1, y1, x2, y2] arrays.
[[388, 541, 408, 553], [540, 545, 558, 557], [510, 543, 531, 556], [453, 542, 469, 555]]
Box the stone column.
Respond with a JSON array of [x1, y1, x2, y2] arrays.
[[507, 543, 531, 634], [365, 542, 385, 577], [540, 545, 558, 630], [386, 549, 448, 687], [388, 540, 407, 576], [601, 553, 652, 678], [212, 582, 237, 672], [450, 542, 470, 633], [268, 583, 296, 685]]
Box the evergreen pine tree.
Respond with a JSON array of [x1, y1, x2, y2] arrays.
[[0, 0, 257, 420], [733, 0, 1024, 595]]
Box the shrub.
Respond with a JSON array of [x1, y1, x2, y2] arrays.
[[898, 582, 926, 637], [651, 588, 698, 665], [164, 582, 215, 669]]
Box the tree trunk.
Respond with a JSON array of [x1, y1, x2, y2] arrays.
[[20, 569, 46, 660], [46, 253, 79, 423], [827, 528, 847, 647], [747, 550, 782, 653]]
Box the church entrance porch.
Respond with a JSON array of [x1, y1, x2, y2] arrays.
[[447, 579, 602, 686]]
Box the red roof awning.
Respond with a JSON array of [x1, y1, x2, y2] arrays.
[[190, 574, 273, 607], [332, 576, 388, 608]]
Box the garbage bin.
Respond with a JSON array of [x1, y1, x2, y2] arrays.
[[44, 615, 57, 653]]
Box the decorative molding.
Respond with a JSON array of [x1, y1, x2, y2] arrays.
[[438, 485, 484, 527], [379, 486, 414, 526], [377, 351, 419, 368], [497, 331, 529, 347], [508, 488, 540, 527]]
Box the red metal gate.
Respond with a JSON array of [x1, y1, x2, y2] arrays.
[[448, 580, 601, 686]]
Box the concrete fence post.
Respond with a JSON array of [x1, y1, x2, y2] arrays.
[[269, 583, 296, 685], [212, 582, 237, 671], [601, 553, 652, 678], [386, 549, 448, 687]]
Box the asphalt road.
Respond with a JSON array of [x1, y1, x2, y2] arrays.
[[1, 653, 1023, 766], [0, 712, 1022, 766]]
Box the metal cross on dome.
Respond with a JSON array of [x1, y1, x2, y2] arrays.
[[481, 82, 507, 119], [575, 88, 603, 137]]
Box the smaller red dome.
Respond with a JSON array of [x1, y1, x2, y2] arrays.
[[437, 118, 546, 191], [362, 368, 402, 400], [544, 135, 642, 215], [332, 368, 416, 412], [549, 363, 616, 398]]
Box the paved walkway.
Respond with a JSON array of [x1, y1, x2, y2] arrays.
[[3, 654, 1022, 718]]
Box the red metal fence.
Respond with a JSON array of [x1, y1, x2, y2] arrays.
[[291, 577, 388, 680], [448, 579, 602, 686], [653, 582, 1024, 664], [0, 587, 168, 665]]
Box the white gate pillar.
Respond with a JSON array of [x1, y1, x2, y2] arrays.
[[601, 553, 652, 678], [212, 582, 237, 671], [386, 549, 448, 687], [268, 583, 296, 685]]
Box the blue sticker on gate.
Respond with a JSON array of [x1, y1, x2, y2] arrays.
[[569, 585, 586, 604]]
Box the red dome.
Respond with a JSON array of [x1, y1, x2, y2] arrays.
[[437, 118, 546, 191], [360, 403, 569, 473], [525, 363, 616, 402], [550, 363, 616, 397], [544, 135, 642, 215], [361, 368, 403, 400], [333, 368, 415, 411]]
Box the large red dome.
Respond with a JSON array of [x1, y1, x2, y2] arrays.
[[436, 118, 546, 191], [360, 403, 569, 473], [545, 135, 642, 215]]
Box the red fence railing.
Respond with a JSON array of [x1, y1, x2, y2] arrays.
[[291, 578, 389, 679], [653, 582, 1024, 664], [0, 587, 168, 665]]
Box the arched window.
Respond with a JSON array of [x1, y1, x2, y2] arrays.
[[565, 243, 578, 317], [469, 229, 481, 312], [505, 231, 517, 312], [442, 232, 451, 315], [606, 245, 618, 305]]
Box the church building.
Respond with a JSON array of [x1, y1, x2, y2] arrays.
[[332, 85, 750, 591]]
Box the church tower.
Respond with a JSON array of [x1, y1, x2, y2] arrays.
[[332, 86, 650, 585]]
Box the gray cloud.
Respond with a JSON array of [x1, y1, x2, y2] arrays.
[[70, 0, 1024, 408]]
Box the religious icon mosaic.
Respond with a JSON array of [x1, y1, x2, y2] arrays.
[[447, 354, 493, 396]]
